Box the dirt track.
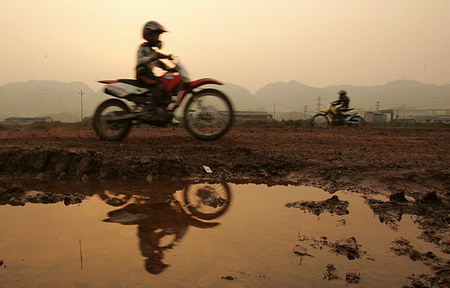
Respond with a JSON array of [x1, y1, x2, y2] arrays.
[[0, 126, 449, 197]]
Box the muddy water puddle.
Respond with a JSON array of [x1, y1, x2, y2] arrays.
[[0, 183, 447, 288]]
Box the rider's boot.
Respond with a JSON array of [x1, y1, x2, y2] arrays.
[[143, 88, 169, 121]]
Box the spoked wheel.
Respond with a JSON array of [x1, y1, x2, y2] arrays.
[[183, 183, 232, 220], [348, 115, 365, 128], [93, 99, 132, 141], [183, 89, 234, 141], [311, 114, 330, 128]]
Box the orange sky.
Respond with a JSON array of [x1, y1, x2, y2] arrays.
[[1, 0, 449, 91]]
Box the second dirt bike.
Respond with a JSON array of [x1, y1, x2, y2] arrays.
[[311, 105, 365, 128], [93, 58, 234, 141]]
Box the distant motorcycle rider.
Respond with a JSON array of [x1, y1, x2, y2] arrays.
[[136, 21, 174, 116], [331, 90, 350, 120]]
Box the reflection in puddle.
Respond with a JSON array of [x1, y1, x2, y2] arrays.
[[0, 183, 447, 287], [101, 183, 231, 274]]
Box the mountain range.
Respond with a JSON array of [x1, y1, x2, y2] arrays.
[[1, 79, 449, 122]]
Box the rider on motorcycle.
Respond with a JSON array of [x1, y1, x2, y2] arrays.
[[136, 21, 174, 117], [331, 90, 350, 120]]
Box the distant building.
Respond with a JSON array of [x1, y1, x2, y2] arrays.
[[82, 116, 92, 123], [413, 115, 450, 124], [364, 112, 386, 123], [3, 117, 52, 125], [234, 111, 273, 122]]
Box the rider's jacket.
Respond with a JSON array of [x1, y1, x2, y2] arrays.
[[332, 96, 350, 109], [136, 42, 171, 77]]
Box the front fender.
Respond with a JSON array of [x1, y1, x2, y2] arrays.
[[189, 78, 223, 89]]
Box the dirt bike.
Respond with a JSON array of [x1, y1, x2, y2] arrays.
[[311, 105, 365, 128], [93, 58, 234, 141], [99, 182, 232, 222], [100, 182, 232, 274]]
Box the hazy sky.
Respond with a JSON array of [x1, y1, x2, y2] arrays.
[[1, 0, 450, 91]]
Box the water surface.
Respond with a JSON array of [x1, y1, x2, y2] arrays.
[[0, 183, 443, 288]]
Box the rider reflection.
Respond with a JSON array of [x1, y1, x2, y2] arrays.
[[101, 183, 232, 274]]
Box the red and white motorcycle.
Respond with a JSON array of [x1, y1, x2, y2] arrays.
[[93, 58, 234, 141]]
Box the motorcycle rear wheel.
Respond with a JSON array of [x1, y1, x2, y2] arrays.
[[183, 89, 234, 141], [93, 99, 132, 141], [311, 114, 330, 128]]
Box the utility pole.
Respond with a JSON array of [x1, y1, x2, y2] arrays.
[[79, 90, 84, 122], [376, 101, 380, 111], [273, 103, 276, 120], [304, 105, 308, 120], [316, 95, 322, 110]]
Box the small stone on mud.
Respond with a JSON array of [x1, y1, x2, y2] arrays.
[[35, 173, 46, 180], [57, 172, 67, 180], [331, 237, 364, 260], [293, 244, 313, 257], [345, 272, 360, 284], [5, 184, 27, 195], [146, 174, 153, 183], [63, 195, 84, 206], [25, 191, 46, 202], [323, 264, 339, 280], [389, 192, 408, 203], [421, 191, 441, 204], [221, 276, 236, 280], [106, 197, 126, 206], [336, 219, 347, 226], [391, 237, 413, 255], [140, 156, 151, 164], [81, 174, 89, 183]]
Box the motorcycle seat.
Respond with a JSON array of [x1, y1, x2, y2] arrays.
[[117, 79, 149, 88]]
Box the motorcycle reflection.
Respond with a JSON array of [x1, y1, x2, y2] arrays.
[[99, 182, 232, 274]]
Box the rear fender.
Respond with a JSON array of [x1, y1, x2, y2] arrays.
[[189, 78, 223, 89]]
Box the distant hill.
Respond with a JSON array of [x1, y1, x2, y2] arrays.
[[1, 79, 449, 122], [220, 83, 256, 110], [0, 80, 107, 121], [254, 80, 450, 114]]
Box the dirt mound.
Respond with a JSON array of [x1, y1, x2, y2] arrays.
[[366, 192, 450, 253], [294, 235, 368, 260], [391, 237, 450, 288], [285, 195, 350, 216], [0, 184, 86, 206]]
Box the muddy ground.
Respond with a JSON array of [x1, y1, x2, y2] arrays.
[[0, 126, 448, 195], [1, 125, 449, 287]]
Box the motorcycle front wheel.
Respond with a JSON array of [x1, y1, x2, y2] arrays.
[[348, 115, 365, 128], [183, 89, 234, 141], [93, 99, 132, 141], [183, 183, 232, 220], [311, 113, 330, 128]]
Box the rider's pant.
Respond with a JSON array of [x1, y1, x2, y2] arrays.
[[136, 69, 164, 106]]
